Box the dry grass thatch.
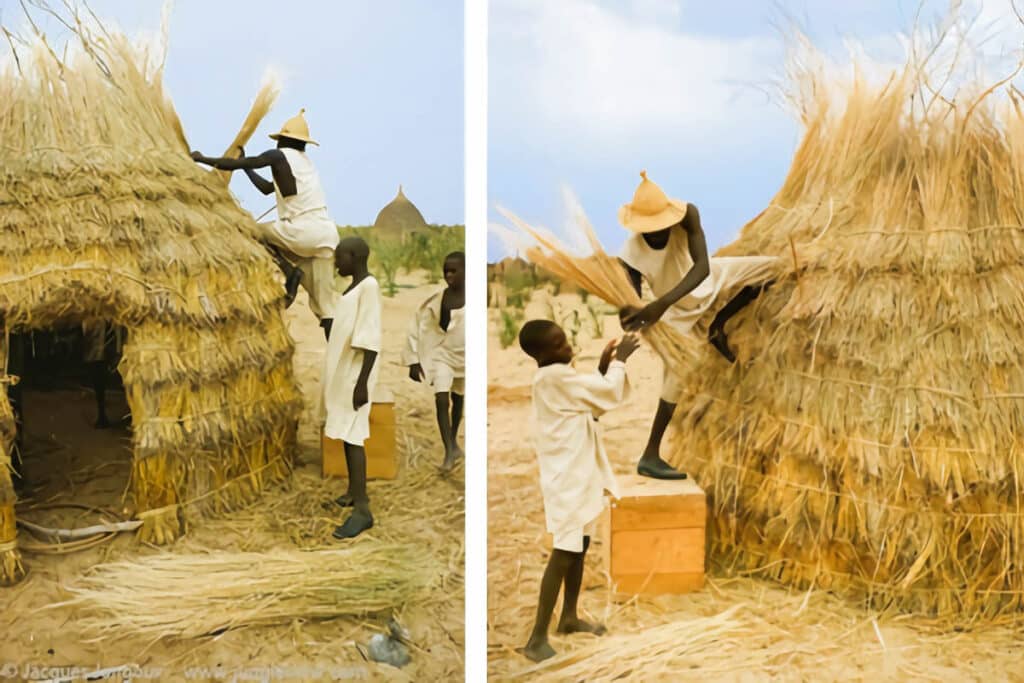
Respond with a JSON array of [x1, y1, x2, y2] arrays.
[[498, 19, 1024, 619], [55, 542, 440, 640], [0, 5, 302, 583]]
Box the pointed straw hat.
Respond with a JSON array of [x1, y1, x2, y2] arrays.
[[618, 170, 688, 233], [269, 108, 319, 145]]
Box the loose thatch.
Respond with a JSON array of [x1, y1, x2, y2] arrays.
[[500, 22, 1024, 619], [0, 7, 302, 583], [55, 543, 439, 640]]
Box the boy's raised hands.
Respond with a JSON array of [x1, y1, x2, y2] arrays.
[[598, 333, 641, 375]]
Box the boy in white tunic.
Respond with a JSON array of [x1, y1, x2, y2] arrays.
[[323, 237, 381, 540], [617, 171, 777, 480], [518, 319, 640, 663], [402, 252, 465, 471], [191, 109, 340, 339]]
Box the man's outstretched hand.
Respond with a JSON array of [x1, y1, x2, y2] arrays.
[[620, 301, 668, 331], [190, 150, 207, 163]]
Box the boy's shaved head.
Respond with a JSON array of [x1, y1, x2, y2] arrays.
[[335, 236, 370, 276], [519, 319, 562, 361], [338, 236, 370, 262], [445, 251, 465, 263]]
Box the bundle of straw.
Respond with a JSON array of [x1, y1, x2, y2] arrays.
[[56, 543, 438, 639], [214, 73, 281, 185], [496, 207, 700, 366]]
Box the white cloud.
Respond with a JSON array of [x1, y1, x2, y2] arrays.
[[490, 0, 786, 147]]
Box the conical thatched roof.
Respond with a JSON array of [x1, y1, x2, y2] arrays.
[[0, 13, 302, 584], [668, 36, 1024, 618], [373, 185, 428, 239]]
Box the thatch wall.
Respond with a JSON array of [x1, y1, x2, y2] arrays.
[[670, 38, 1024, 618], [0, 18, 302, 584]]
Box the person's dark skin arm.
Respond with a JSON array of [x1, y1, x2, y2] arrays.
[[191, 148, 296, 197], [622, 204, 711, 331], [353, 348, 378, 410]]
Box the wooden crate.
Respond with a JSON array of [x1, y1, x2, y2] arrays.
[[322, 398, 397, 480], [601, 474, 706, 596]]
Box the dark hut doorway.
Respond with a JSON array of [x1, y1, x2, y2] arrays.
[[7, 322, 133, 518]]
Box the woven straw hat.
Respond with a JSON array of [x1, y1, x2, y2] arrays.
[[269, 108, 319, 145], [618, 170, 688, 233]]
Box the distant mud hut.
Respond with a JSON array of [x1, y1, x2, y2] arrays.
[[0, 20, 302, 584], [373, 185, 429, 241]]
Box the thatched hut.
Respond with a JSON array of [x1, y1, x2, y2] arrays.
[[0, 22, 302, 584], [668, 37, 1024, 618], [373, 185, 429, 240]]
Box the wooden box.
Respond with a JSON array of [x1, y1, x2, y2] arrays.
[[322, 392, 397, 480], [602, 474, 706, 595]]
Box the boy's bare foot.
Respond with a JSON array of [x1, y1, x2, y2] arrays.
[[518, 639, 556, 662], [637, 454, 687, 480], [333, 493, 354, 508], [332, 509, 373, 539], [440, 445, 464, 473], [556, 617, 607, 636]]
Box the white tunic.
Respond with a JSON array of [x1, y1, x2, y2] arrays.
[[401, 289, 465, 383], [322, 276, 382, 445], [531, 361, 627, 540], [619, 226, 777, 334], [269, 148, 339, 259]]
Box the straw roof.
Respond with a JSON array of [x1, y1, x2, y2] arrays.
[[373, 185, 428, 239], [0, 10, 302, 583], [667, 34, 1024, 618]]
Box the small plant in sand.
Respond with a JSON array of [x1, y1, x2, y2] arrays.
[[498, 309, 521, 349], [366, 235, 404, 297], [584, 300, 606, 338]]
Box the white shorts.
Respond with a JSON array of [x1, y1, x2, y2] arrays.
[[297, 256, 339, 320], [552, 519, 597, 553], [432, 364, 465, 396], [660, 369, 683, 404]]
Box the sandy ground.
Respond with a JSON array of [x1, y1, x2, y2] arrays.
[[0, 271, 464, 682], [487, 289, 1023, 682]]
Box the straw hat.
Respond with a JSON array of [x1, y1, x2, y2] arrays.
[[618, 170, 688, 233], [269, 108, 319, 145]]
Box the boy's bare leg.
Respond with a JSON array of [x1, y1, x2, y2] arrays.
[[521, 549, 576, 662], [333, 443, 374, 539], [556, 537, 605, 635], [436, 392, 458, 471], [450, 392, 464, 460], [637, 400, 687, 479]]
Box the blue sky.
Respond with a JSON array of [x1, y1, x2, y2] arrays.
[[0, 0, 464, 226], [489, 0, 1024, 260]]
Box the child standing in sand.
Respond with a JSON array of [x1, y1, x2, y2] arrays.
[[518, 319, 640, 662], [324, 237, 381, 540], [402, 252, 465, 471]]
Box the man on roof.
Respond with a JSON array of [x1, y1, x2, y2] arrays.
[[617, 171, 777, 480], [191, 109, 340, 339]]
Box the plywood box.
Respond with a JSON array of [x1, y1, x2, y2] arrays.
[[322, 395, 397, 480], [602, 474, 706, 596]]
